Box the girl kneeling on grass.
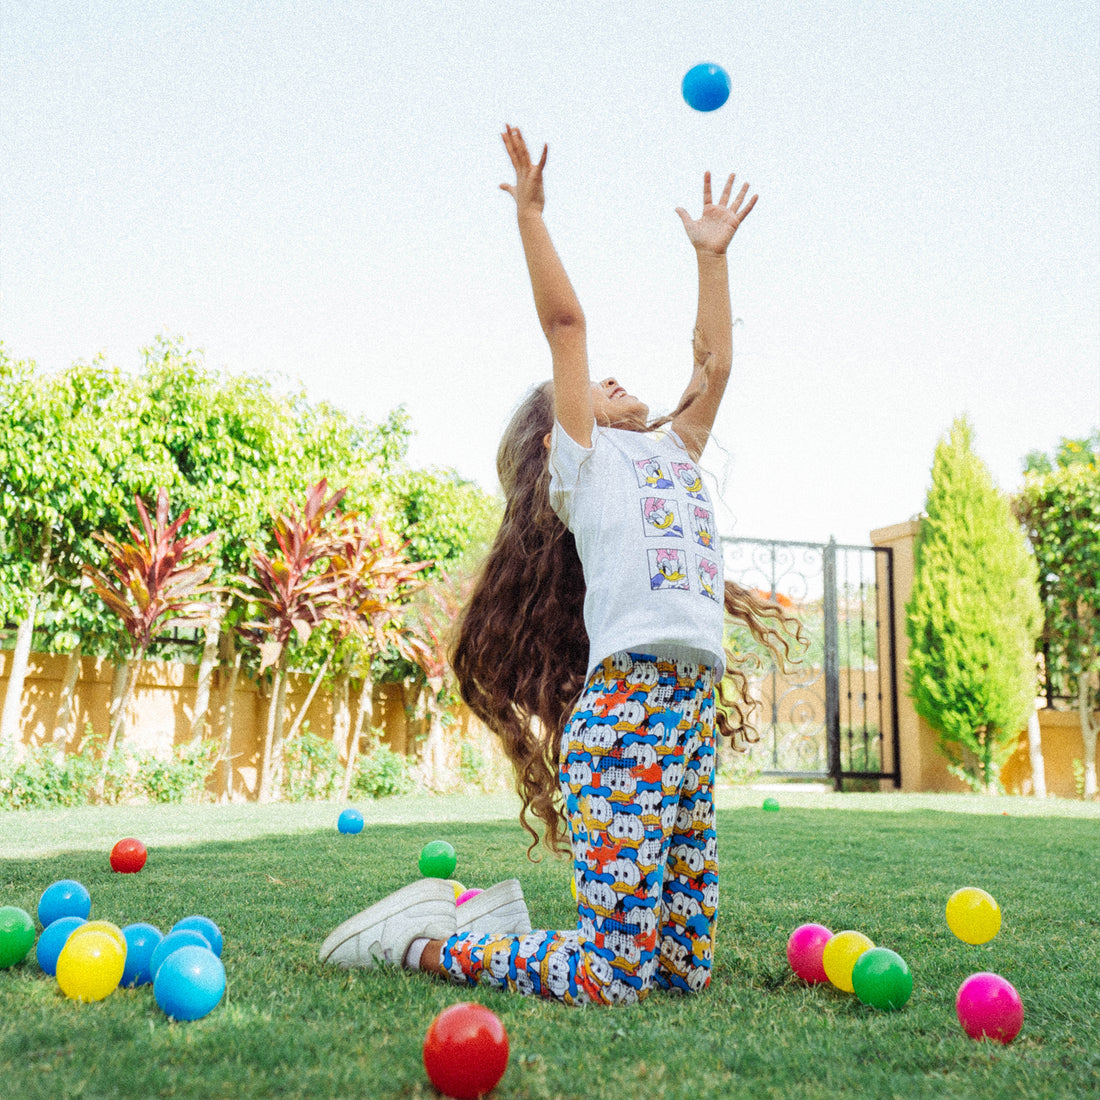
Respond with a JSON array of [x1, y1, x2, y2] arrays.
[[320, 124, 803, 1005]]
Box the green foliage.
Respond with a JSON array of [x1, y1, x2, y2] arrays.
[[135, 740, 217, 804], [280, 726, 341, 802], [0, 729, 215, 809], [1016, 434, 1100, 709], [906, 417, 1042, 792], [350, 731, 417, 799]]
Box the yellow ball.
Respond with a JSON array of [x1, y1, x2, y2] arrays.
[[71, 920, 127, 956], [570, 877, 578, 903], [946, 887, 1001, 944], [56, 930, 125, 1002], [446, 880, 467, 901], [822, 930, 874, 993]]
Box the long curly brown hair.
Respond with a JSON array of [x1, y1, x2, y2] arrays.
[[450, 381, 805, 855]]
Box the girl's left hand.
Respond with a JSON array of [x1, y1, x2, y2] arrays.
[[676, 172, 757, 255]]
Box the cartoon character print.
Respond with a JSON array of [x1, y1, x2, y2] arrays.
[[634, 456, 674, 489], [641, 497, 684, 538], [670, 461, 708, 501], [649, 548, 689, 591], [441, 655, 718, 1006], [689, 505, 715, 549], [696, 556, 719, 603]]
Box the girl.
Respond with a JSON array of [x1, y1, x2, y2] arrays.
[[319, 125, 802, 1005]]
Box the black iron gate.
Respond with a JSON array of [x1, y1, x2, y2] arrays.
[[722, 536, 901, 790]]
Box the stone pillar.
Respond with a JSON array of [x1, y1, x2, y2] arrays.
[[870, 520, 967, 794]]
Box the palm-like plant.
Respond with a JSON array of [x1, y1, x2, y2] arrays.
[[83, 488, 218, 769], [237, 480, 346, 800]]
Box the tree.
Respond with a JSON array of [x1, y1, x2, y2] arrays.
[[1017, 433, 1100, 798], [906, 417, 1042, 793], [82, 488, 219, 774]]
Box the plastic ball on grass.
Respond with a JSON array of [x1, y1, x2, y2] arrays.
[[171, 915, 223, 957], [822, 930, 874, 993], [337, 808, 364, 835], [121, 923, 164, 987], [956, 972, 1023, 1043], [762, 797, 780, 812], [38, 879, 91, 927], [681, 62, 731, 112], [154, 945, 226, 1021], [419, 840, 457, 879], [109, 837, 147, 873], [423, 1002, 509, 1100], [455, 889, 482, 907], [36, 915, 86, 976], [56, 929, 125, 1002], [71, 920, 128, 957], [786, 923, 832, 984], [0, 906, 36, 969], [946, 887, 1001, 945], [851, 947, 913, 1010], [150, 929, 212, 980]]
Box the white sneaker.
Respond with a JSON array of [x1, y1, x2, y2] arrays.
[[456, 879, 532, 936], [319, 879, 458, 968]]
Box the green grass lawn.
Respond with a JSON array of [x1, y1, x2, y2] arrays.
[[1, 790, 1098, 1099]]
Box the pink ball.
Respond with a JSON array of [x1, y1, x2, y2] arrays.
[[956, 972, 1024, 1043], [786, 923, 833, 984], [455, 888, 483, 908]]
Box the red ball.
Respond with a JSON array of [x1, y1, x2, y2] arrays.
[[423, 1002, 509, 1099], [786, 923, 833, 984], [110, 837, 147, 874]]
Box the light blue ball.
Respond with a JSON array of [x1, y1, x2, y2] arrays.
[[121, 922, 164, 987], [153, 945, 226, 1021], [149, 928, 211, 980], [171, 915, 223, 958], [338, 808, 364, 835], [37, 880, 91, 927], [35, 915, 86, 976], [682, 63, 731, 112]]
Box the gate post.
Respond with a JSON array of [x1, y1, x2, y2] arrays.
[[823, 538, 841, 789], [870, 521, 966, 793]]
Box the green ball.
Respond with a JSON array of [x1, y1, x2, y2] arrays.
[[851, 947, 913, 1010], [762, 797, 780, 812], [418, 840, 457, 879], [0, 906, 36, 969]]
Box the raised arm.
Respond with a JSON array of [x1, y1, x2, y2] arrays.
[[500, 125, 594, 447], [672, 171, 757, 461]]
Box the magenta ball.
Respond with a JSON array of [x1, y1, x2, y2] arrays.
[[956, 972, 1024, 1043], [455, 888, 483, 908], [786, 923, 833, 984]]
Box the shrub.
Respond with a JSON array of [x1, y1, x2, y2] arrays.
[[280, 726, 341, 802], [351, 731, 416, 799], [135, 740, 217, 804]]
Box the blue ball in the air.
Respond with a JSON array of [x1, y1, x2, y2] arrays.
[[682, 63, 731, 112]]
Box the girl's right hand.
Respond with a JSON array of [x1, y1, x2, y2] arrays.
[[500, 125, 547, 214]]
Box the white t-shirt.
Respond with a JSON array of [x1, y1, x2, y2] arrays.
[[548, 421, 726, 682]]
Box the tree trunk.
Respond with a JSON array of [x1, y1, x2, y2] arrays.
[[1026, 705, 1047, 798], [1078, 671, 1098, 800], [340, 676, 373, 800], [331, 663, 351, 763], [51, 643, 83, 750], [218, 630, 242, 802], [104, 658, 134, 757], [258, 658, 288, 802], [284, 650, 335, 744], [0, 527, 53, 751], [190, 605, 224, 744]]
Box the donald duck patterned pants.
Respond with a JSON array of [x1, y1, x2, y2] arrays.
[[441, 651, 718, 1006]]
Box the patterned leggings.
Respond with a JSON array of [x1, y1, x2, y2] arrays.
[[441, 651, 718, 1006]]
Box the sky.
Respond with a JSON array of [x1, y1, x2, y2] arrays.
[[2, 0, 1097, 547]]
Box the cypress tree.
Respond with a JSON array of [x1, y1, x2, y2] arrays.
[[906, 417, 1042, 792]]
